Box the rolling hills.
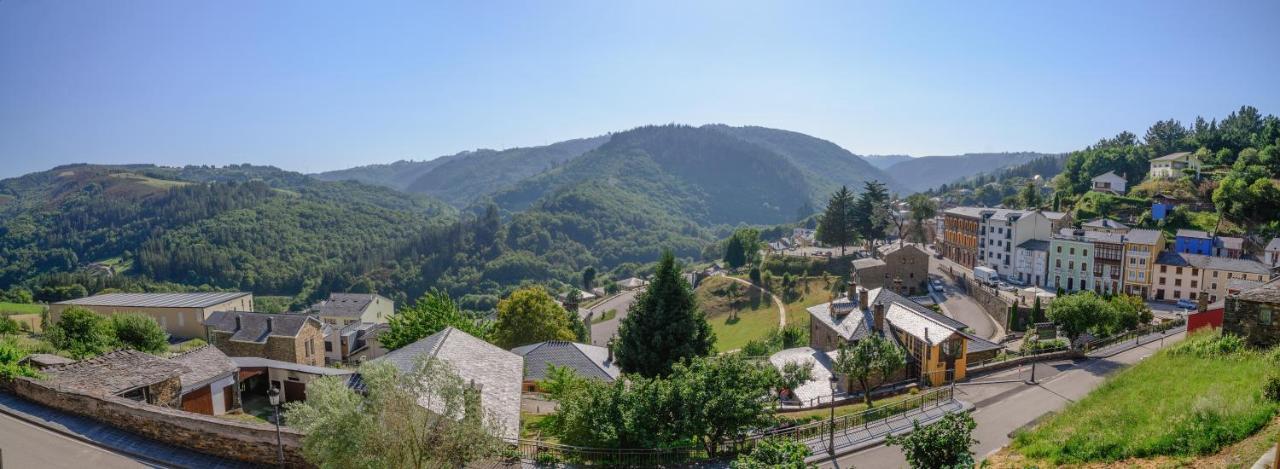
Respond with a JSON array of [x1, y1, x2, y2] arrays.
[[880, 152, 1053, 193]]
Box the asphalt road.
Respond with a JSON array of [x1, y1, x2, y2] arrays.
[[585, 289, 639, 346], [928, 255, 1002, 340], [0, 410, 149, 469], [824, 331, 1186, 468]]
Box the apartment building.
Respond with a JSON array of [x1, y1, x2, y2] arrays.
[[1153, 252, 1271, 303], [1013, 240, 1050, 287], [941, 208, 981, 268], [977, 209, 1053, 279], [1048, 229, 1094, 293], [1122, 229, 1165, 298], [1084, 231, 1125, 295]]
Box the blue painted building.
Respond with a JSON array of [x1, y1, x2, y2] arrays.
[[1174, 229, 1213, 256]]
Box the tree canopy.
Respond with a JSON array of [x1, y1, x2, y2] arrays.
[[491, 286, 577, 349], [381, 290, 491, 350], [816, 186, 858, 256], [614, 250, 715, 377]]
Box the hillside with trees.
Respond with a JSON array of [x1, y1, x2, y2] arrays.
[[882, 152, 1053, 193]]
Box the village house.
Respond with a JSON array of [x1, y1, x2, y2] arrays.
[[232, 356, 352, 405], [323, 322, 391, 364], [850, 243, 930, 295], [169, 345, 240, 415], [41, 349, 187, 407], [308, 292, 394, 327], [1222, 278, 1280, 348], [1089, 171, 1127, 195], [204, 311, 326, 367], [49, 292, 253, 339], [1174, 229, 1214, 256], [1013, 240, 1050, 287], [1122, 229, 1165, 299], [1213, 236, 1245, 259], [1149, 151, 1202, 179], [1081, 218, 1130, 234], [1084, 230, 1125, 295], [372, 327, 523, 440], [511, 340, 620, 392], [1048, 229, 1094, 293], [1153, 252, 1272, 303]]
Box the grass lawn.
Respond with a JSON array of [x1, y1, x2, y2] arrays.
[[591, 309, 618, 324], [521, 412, 553, 440], [0, 302, 44, 315], [696, 277, 779, 352], [779, 277, 840, 331], [1011, 332, 1280, 465]]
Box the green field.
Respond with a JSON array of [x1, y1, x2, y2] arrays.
[[0, 302, 44, 316], [696, 277, 779, 352], [779, 277, 836, 331], [1012, 332, 1280, 465]]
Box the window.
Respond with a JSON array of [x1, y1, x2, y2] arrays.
[[1175, 279, 1182, 287], [1056, 259, 1061, 268], [1176, 267, 1183, 275], [1161, 265, 1167, 273], [1211, 283, 1217, 290], [1082, 262, 1088, 272], [1070, 248, 1075, 255], [1261, 307, 1275, 326], [325, 341, 332, 352], [1159, 277, 1166, 285], [1084, 249, 1088, 257], [1057, 246, 1062, 253], [1212, 271, 1218, 278], [1191, 268, 1199, 276], [1191, 280, 1198, 288], [1069, 261, 1074, 270]]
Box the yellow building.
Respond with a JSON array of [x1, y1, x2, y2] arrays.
[[1122, 229, 1165, 299], [49, 292, 253, 338]]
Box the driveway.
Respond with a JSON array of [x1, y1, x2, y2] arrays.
[[585, 289, 640, 346]]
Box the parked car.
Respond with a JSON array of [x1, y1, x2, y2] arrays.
[[1175, 299, 1196, 310], [997, 282, 1017, 292]]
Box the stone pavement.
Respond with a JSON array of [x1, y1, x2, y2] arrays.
[[0, 392, 255, 469]]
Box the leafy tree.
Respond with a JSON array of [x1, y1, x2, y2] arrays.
[[1019, 181, 1043, 209], [582, 266, 597, 291], [564, 290, 591, 343], [537, 364, 589, 399], [886, 411, 978, 469], [615, 250, 715, 377], [905, 193, 938, 243], [605, 280, 621, 295], [854, 180, 891, 248], [1107, 294, 1153, 331], [381, 290, 490, 350], [734, 228, 763, 266], [749, 266, 762, 286], [0, 337, 40, 379], [1046, 291, 1110, 342], [106, 313, 168, 354], [832, 334, 906, 407], [46, 307, 111, 359], [817, 186, 858, 256], [670, 355, 780, 455], [731, 438, 814, 469], [776, 360, 814, 397], [285, 358, 502, 468], [491, 286, 577, 349], [724, 235, 747, 269]]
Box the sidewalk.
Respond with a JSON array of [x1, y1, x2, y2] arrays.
[[801, 398, 972, 462], [0, 392, 254, 469]]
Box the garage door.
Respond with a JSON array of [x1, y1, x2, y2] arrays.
[[181, 386, 214, 415], [284, 380, 307, 403]]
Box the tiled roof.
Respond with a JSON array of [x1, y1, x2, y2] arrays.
[[618, 277, 648, 289], [374, 327, 523, 440], [1176, 229, 1211, 239], [1268, 238, 1280, 251], [1016, 240, 1050, 251], [1235, 278, 1280, 303], [884, 302, 961, 346], [1152, 151, 1193, 162], [19, 354, 74, 368], [312, 293, 389, 318], [1082, 218, 1128, 230], [169, 345, 237, 392], [851, 258, 886, 270], [1156, 252, 1270, 275], [204, 311, 319, 342], [510, 341, 619, 382], [1124, 228, 1162, 245], [43, 350, 187, 396], [55, 292, 250, 308]]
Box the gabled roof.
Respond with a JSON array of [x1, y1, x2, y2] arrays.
[[878, 242, 926, 258], [1082, 218, 1128, 231], [1016, 239, 1050, 251], [1216, 236, 1244, 250], [204, 311, 320, 343], [1156, 252, 1270, 275], [618, 277, 648, 289], [851, 258, 886, 270], [1235, 277, 1280, 303], [374, 327, 523, 440], [43, 349, 188, 396], [1124, 228, 1163, 245], [1152, 151, 1194, 162], [1175, 229, 1211, 239], [1091, 170, 1125, 182], [169, 345, 237, 392], [806, 287, 966, 345], [312, 293, 390, 318], [55, 292, 250, 308], [510, 341, 619, 382]]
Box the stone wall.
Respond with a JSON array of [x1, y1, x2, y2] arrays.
[[956, 274, 1013, 331], [1224, 297, 1280, 348], [209, 322, 325, 366], [3, 377, 310, 467]]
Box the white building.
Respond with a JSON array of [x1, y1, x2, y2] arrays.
[[1266, 238, 1280, 268], [1090, 171, 1127, 195], [977, 209, 1054, 279], [1149, 152, 1202, 179], [1013, 240, 1050, 287]]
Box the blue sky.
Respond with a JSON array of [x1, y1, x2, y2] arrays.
[[1, 1, 1277, 178]]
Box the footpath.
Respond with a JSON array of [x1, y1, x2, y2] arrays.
[[800, 397, 973, 463]]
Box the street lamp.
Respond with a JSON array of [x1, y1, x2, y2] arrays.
[[268, 386, 284, 467], [828, 375, 838, 456]]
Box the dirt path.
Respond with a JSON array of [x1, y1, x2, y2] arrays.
[[725, 276, 786, 328]]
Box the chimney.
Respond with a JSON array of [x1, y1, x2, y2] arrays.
[[858, 288, 869, 311], [873, 302, 885, 333], [847, 278, 857, 297], [234, 315, 241, 332], [266, 317, 274, 335]]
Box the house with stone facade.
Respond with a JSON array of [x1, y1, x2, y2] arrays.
[[41, 349, 188, 407], [850, 243, 930, 295], [204, 311, 326, 367], [169, 345, 240, 416], [50, 292, 253, 339], [308, 293, 394, 327], [1223, 278, 1280, 348]]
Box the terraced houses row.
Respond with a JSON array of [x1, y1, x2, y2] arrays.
[[941, 207, 1277, 304]]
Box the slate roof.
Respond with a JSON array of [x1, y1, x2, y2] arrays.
[[19, 354, 74, 369], [230, 356, 353, 376], [43, 350, 188, 396], [1216, 236, 1244, 250], [1235, 277, 1280, 303], [1016, 240, 1050, 251], [169, 345, 237, 392], [1268, 238, 1280, 251], [1124, 228, 1162, 245], [1082, 218, 1128, 231], [877, 242, 926, 258], [374, 327, 523, 440], [55, 292, 250, 308], [807, 287, 965, 345], [851, 258, 886, 270], [1082, 230, 1126, 245], [959, 332, 1004, 354], [1176, 229, 1211, 239], [768, 347, 836, 404], [204, 311, 320, 343], [1152, 151, 1193, 161], [510, 341, 619, 382], [312, 293, 389, 318], [1156, 252, 1271, 275]]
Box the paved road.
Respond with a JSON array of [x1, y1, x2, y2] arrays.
[[0, 410, 150, 469], [585, 289, 639, 346], [928, 255, 1002, 340], [824, 331, 1186, 468]]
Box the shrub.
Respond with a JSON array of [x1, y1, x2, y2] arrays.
[[731, 437, 813, 469], [0, 337, 40, 379], [1168, 331, 1246, 359], [1265, 375, 1280, 403], [106, 313, 169, 354]]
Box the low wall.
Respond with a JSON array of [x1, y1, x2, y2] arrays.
[[965, 349, 1083, 376], [958, 275, 1013, 331], [4, 377, 309, 467]]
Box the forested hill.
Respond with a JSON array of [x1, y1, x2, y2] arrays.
[[860, 154, 913, 169], [882, 152, 1053, 193], [704, 125, 905, 197]]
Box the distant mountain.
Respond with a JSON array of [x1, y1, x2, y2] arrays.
[[861, 155, 913, 170], [882, 152, 1052, 193], [313, 136, 609, 206], [705, 125, 904, 199]]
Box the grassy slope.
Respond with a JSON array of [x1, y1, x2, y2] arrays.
[[1011, 336, 1279, 465], [779, 276, 840, 331], [696, 276, 778, 352], [0, 302, 44, 315]]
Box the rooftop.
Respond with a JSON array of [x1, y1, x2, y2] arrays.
[[1091, 170, 1125, 182], [1152, 151, 1194, 162], [1235, 278, 1280, 303], [1155, 252, 1271, 275], [230, 356, 353, 376], [169, 345, 237, 392], [806, 287, 965, 344], [1082, 218, 1129, 231], [851, 258, 886, 270], [311, 293, 390, 318], [43, 350, 188, 396], [1016, 239, 1050, 251], [1176, 229, 1211, 239], [1268, 238, 1280, 251], [55, 292, 250, 308], [204, 311, 320, 342], [510, 341, 620, 382], [1124, 228, 1163, 245], [1216, 236, 1244, 250]]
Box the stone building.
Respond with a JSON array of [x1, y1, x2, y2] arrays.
[[204, 311, 326, 367], [169, 345, 240, 416], [41, 349, 187, 407], [49, 292, 253, 339], [308, 293, 394, 327], [1223, 278, 1280, 348]]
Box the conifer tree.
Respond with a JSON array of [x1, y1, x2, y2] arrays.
[[614, 250, 715, 377]]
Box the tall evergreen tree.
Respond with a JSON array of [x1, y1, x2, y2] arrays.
[[582, 267, 596, 291], [614, 250, 715, 377], [854, 180, 891, 248], [817, 186, 857, 256], [723, 235, 747, 269]]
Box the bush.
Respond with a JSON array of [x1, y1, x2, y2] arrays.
[[0, 337, 40, 379], [1168, 331, 1246, 359], [1264, 375, 1280, 403], [106, 313, 169, 354], [731, 438, 813, 469]]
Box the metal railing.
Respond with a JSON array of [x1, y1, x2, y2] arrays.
[[748, 386, 956, 454], [1082, 317, 1186, 353], [966, 345, 1071, 369]]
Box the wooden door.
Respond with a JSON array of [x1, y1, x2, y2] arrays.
[[181, 386, 214, 415], [223, 384, 236, 412], [284, 380, 307, 403]]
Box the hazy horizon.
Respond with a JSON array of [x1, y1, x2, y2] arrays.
[[3, 0, 1278, 178]]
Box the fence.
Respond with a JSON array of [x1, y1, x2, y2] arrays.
[[1081, 317, 1186, 353], [746, 386, 956, 455]]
